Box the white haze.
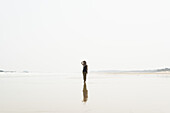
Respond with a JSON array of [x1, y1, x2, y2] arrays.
[[0, 0, 170, 72]]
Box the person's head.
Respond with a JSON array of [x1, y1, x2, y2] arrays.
[[81, 61, 87, 66]]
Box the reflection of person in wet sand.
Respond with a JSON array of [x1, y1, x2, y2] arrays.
[[81, 61, 88, 83], [82, 82, 88, 103]]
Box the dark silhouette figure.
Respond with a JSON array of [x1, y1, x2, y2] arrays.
[[81, 61, 88, 83], [82, 82, 88, 103]]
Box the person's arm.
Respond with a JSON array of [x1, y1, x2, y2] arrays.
[[87, 65, 88, 73]]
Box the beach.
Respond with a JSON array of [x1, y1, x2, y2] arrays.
[[0, 72, 170, 113]]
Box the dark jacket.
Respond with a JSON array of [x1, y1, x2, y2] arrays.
[[83, 65, 88, 73]]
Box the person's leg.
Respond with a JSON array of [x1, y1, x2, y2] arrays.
[[83, 72, 87, 82]]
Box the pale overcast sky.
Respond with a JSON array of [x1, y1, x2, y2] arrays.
[[0, 0, 170, 72]]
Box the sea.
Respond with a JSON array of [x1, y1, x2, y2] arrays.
[[0, 72, 170, 113]]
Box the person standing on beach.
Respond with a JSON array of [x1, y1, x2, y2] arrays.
[[81, 61, 88, 83]]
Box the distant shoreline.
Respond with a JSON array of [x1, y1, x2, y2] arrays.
[[91, 71, 170, 75], [91, 68, 170, 74]]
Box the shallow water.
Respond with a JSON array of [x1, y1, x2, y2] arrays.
[[0, 73, 170, 113]]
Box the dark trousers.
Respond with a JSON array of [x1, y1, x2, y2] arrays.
[[83, 72, 87, 82]]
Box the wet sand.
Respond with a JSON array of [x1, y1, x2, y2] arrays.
[[0, 72, 170, 113]]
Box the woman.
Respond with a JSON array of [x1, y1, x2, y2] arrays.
[[81, 61, 88, 83]]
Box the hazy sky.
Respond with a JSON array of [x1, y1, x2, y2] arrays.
[[0, 0, 170, 72]]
